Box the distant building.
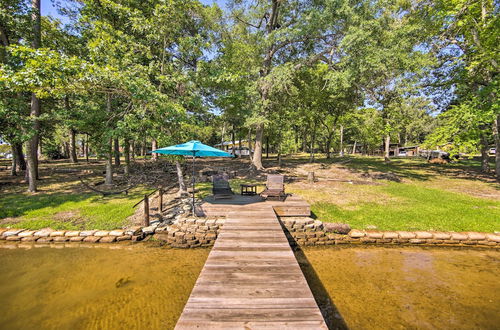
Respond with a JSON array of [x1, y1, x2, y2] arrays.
[[0, 142, 12, 159], [214, 140, 252, 156]]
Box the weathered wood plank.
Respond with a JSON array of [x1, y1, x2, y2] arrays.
[[175, 204, 326, 329], [186, 297, 319, 308], [175, 320, 328, 330], [179, 308, 324, 321]]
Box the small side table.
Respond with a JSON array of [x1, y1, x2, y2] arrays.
[[240, 184, 258, 196]]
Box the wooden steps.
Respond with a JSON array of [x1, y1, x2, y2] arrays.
[[175, 207, 327, 329]]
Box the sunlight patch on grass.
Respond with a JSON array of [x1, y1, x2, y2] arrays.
[[312, 182, 500, 232]]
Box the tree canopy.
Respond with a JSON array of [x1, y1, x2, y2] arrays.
[[1, 0, 498, 191]]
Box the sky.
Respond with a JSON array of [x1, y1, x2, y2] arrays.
[[41, 0, 227, 22]]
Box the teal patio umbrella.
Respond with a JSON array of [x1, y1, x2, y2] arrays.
[[152, 140, 233, 214]]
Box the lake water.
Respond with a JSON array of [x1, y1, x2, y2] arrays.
[[1, 243, 498, 330], [300, 246, 500, 330], [0, 243, 209, 330]]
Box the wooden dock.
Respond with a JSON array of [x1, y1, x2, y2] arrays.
[[197, 194, 311, 217], [175, 204, 327, 329]]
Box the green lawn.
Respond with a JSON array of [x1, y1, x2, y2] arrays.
[[310, 182, 500, 232], [0, 187, 151, 230], [1, 156, 498, 233], [289, 155, 499, 232]]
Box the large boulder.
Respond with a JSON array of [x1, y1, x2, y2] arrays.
[[323, 223, 351, 234]]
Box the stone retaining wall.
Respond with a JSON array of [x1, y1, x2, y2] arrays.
[[0, 227, 146, 243], [0, 217, 225, 248], [2, 217, 499, 248], [153, 218, 224, 248], [280, 218, 500, 247]]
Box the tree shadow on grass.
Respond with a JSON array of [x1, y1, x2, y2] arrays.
[[265, 155, 497, 185]]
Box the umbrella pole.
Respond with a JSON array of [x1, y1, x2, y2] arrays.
[[192, 154, 195, 216]]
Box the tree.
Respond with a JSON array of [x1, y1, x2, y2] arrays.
[[340, 0, 434, 161], [424, 0, 498, 177], [219, 0, 351, 169]]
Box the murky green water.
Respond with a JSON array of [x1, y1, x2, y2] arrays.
[[301, 246, 500, 330], [0, 243, 209, 330]]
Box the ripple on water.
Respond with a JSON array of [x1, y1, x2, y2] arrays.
[[0, 244, 209, 330], [301, 245, 500, 330]]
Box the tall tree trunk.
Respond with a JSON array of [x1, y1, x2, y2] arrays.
[[175, 160, 187, 196], [253, 123, 264, 169], [105, 94, 113, 185], [231, 125, 236, 156], [26, 94, 40, 192], [152, 139, 158, 161], [247, 129, 253, 161], [266, 136, 269, 159], [352, 141, 357, 154], [63, 142, 70, 159], [85, 134, 89, 163], [131, 140, 135, 160], [69, 128, 78, 163], [309, 122, 317, 163], [14, 143, 26, 170], [384, 135, 391, 162], [26, 0, 41, 192], [141, 140, 146, 157], [114, 138, 120, 165], [238, 136, 242, 156], [479, 131, 490, 173], [220, 123, 226, 149], [105, 139, 113, 185], [494, 114, 500, 181], [124, 139, 130, 175], [277, 143, 282, 167], [81, 138, 85, 160], [65, 96, 77, 163], [339, 125, 344, 157], [10, 144, 17, 176]]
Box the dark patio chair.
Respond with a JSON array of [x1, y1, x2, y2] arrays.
[[212, 173, 234, 200], [260, 174, 286, 201]]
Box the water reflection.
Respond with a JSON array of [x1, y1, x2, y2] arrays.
[[303, 246, 500, 330]]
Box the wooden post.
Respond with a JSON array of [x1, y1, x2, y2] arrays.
[[307, 171, 315, 183], [143, 195, 150, 226], [159, 188, 163, 212]]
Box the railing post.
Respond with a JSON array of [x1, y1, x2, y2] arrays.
[[159, 188, 163, 212], [144, 194, 150, 226]]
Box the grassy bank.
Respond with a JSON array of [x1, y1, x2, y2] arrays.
[[0, 159, 153, 230], [0, 188, 149, 230], [1, 156, 498, 232], [288, 156, 499, 232]]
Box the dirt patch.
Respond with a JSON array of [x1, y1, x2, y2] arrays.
[[53, 211, 88, 227], [0, 217, 22, 225]]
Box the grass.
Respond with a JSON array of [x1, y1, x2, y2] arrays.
[[288, 155, 500, 232], [1, 155, 499, 232], [0, 187, 152, 231], [309, 182, 499, 232]]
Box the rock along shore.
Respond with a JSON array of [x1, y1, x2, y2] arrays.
[[1, 217, 498, 248]]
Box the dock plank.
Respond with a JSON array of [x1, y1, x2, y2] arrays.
[[175, 205, 327, 329]]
